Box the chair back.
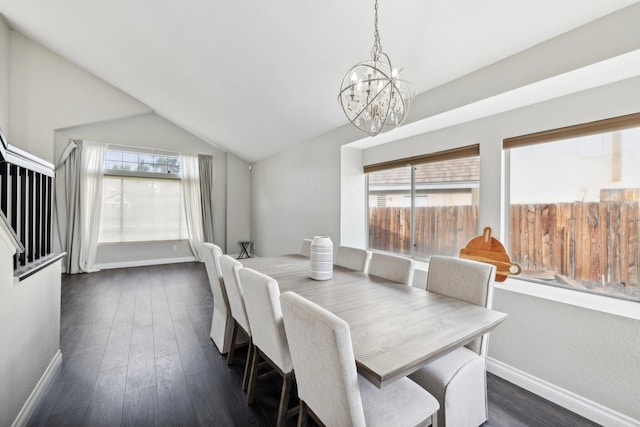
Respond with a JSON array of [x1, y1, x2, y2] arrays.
[[201, 243, 227, 304], [219, 255, 251, 335], [239, 268, 292, 373], [280, 292, 366, 427], [335, 246, 371, 272], [427, 255, 496, 354], [300, 238, 312, 257], [367, 252, 415, 285]]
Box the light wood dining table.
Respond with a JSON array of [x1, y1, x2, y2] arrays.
[[239, 254, 507, 388]]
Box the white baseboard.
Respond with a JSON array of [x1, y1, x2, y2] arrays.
[[95, 256, 197, 270], [487, 357, 640, 427], [12, 350, 62, 427]]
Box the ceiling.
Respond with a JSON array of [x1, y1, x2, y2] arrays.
[[0, 0, 638, 162]]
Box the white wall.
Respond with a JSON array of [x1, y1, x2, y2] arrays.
[[0, 15, 10, 133], [340, 147, 366, 248], [0, 233, 61, 427], [226, 153, 250, 255], [8, 31, 150, 163], [251, 125, 361, 256], [490, 280, 640, 425]]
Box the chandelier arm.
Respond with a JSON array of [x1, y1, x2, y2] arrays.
[[344, 77, 395, 128]]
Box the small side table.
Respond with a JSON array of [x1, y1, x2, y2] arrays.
[[237, 241, 252, 259]]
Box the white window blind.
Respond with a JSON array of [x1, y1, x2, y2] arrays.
[[99, 176, 188, 243]]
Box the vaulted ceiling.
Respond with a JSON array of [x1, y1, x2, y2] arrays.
[[0, 0, 637, 162]]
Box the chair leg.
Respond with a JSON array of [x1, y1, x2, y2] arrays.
[[246, 345, 260, 404], [297, 401, 308, 427], [276, 371, 294, 427], [227, 321, 238, 365], [242, 340, 254, 392]]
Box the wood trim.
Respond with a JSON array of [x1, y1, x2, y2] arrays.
[[15, 252, 65, 281], [503, 112, 640, 150], [5, 144, 55, 177], [363, 144, 480, 174]]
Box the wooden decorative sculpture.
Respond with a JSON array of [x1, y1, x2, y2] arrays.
[[459, 227, 521, 282]]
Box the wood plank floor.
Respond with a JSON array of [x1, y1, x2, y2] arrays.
[[26, 262, 600, 427]]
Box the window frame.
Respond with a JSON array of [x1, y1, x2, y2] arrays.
[[503, 112, 640, 302], [99, 145, 188, 244], [365, 144, 480, 261]]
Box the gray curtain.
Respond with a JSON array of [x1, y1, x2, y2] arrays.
[[54, 140, 81, 273], [198, 154, 215, 243]]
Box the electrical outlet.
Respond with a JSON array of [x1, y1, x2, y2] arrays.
[[172, 245, 177, 251]]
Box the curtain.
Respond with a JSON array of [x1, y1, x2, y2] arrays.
[[54, 140, 105, 273], [54, 140, 80, 273], [198, 154, 215, 243], [181, 154, 205, 261], [79, 141, 106, 272]]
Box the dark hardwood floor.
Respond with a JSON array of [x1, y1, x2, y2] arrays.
[[26, 262, 599, 427]]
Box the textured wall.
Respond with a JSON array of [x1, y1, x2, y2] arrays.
[[490, 284, 640, 420], [0, 241, 61, 427], [0, 16, 10, 134]]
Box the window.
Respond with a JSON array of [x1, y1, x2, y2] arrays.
[[505, 113, 640, 301], [366, 146, 479, 259], [99, 147, 187, 243], [105, 148, 180, 174]]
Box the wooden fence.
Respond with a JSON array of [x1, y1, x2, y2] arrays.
[[369, 201, 640, 285], [368, 206, 478, 258]]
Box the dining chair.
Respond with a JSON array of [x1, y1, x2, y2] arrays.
[[219, 254, 253, 391], [201, 243, 234, 354], [238, 268, 296, 427], [409, 255, 496, 427], [299, 238, 312, 257], [280, 291, 439, 427], [367, 252, 415, 285], [334, 245, 371, 272]]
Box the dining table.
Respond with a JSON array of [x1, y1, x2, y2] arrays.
[[239, 254, 507, 388]]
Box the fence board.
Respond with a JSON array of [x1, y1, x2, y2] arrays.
[[369, 200, 640, 285]]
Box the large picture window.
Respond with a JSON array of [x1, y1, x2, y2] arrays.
[[505, 113, 640, 301], [366, 146, 479, 260], [98, 147, 187, 243]]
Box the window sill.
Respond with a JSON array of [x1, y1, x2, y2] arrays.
[[496, 277, 640, 321], [415, 260, 639, 320]]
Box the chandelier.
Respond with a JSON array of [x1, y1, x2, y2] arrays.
[[338, 0, 416, 137]]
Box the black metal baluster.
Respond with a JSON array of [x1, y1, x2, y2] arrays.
[[19, 167, 27, 266], [0, 161, 7, 216], [27, 170, 34, 263], [35, 172, 41, 260], [10, 165, 17, 269], [46, 176, 52, 255]]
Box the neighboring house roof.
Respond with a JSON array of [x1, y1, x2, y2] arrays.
[[368, 157, 479, 185]]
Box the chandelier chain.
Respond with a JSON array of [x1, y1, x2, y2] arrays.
[[372, 0, 382, 60]]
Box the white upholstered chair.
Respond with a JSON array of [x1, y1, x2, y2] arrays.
[[334, 246, 371, 272], [299, 238, 312, 257], [238, 268, 296, 427], [219, 254, 253, 391], [201, 243, 234, 354], [280, 291, 439, 427], [409, 255, 496, 427], [367, 252, 415, 285]]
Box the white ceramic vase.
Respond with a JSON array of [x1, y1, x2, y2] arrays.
[[310, 236, 333, 280]]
